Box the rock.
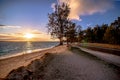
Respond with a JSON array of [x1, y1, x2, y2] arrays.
[[5, 66, 32, 80], [27, 59, 42, 72], [5, 53, 54, 80]]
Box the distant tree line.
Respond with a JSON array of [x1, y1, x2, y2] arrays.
[[78, 17, 120, 45], [47, 2, 120, 45]]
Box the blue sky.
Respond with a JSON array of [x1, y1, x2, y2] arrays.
[[77, 1, 120, 29], [0, 0, 55, 32], [0, 0, 120, 41], [0, 0, 120, 30]]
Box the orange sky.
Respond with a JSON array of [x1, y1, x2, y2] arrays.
[[0, 25, 58, 41]]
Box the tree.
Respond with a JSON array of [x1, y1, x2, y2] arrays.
[[103, 25, 116, 44], [110, 17, 120, 44], [65, 22, 77, 44], [116, 17, 120, 44], [77, 25, 84, 42], [47, 3, 70, 45], [101, 24, 108, 43], [85, 27, 94, 42], [76, 17, 120, 45], [103, 17, 120, 45], [93, 25, 103, 43]]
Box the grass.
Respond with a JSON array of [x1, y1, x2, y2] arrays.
[[81, 43, 120, 50]]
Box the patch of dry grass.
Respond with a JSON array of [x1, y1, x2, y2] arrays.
[[81, 43, 120, 50]]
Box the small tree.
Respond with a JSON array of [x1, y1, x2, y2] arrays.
[[103, 25, 116, 44], [47, 3, 70, 45], [104, 17, 120, 44], [85, 27, 94, 42], [76, 25, 83, 42]]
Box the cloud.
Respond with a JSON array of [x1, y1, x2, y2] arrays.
[[31, 29, 41, 34], [0, 33, 21, 41], [51, 3, 56, 11], [0, 25, 21, 29], [53, 0, 113, 21], [0, 34, 11, 38], [0, 31, 55, 41], [86, 23, 92, 27]]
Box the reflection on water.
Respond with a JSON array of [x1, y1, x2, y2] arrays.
[[0, 41, 59, 57], [24, 41, 33, 53]]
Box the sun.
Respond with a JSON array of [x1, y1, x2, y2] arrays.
[[24, 33, 34, 39]]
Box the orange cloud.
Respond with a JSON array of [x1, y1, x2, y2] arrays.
[[31, 30, 41, 34], [0, 34, 23, 41], [52, 0, 113, 21], [0, 25, 57, 41], [0, 32, 57, 41]]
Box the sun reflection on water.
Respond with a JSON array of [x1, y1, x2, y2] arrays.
[[24, 41, 33, 53]]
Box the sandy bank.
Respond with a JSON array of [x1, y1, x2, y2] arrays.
[[5, 53, 54, 80], [0, 45, 66, 78]]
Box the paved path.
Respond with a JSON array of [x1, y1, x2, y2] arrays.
[[41, 46, 119, 80], [78, 47, 120, 67]]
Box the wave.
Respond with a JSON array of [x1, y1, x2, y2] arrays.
[[0, 41, 58, 59]]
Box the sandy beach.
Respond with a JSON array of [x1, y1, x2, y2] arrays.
[[0, 45, 63, 78], [0, 45, 120, 80]]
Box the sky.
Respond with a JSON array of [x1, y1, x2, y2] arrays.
[[0, 0, 120, 41]]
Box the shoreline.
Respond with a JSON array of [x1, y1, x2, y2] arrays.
[[0, 45, 65, 78], [0, 46, 55, 60]]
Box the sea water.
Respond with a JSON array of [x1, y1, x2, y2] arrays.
[[0, 41, 58, 59]]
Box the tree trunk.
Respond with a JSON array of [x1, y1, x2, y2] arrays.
[[66, 37, 69, 47], [59, 25, 63, 45], [59, 38, 63, 45]]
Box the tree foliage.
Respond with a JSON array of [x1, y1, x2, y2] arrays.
[[104, 17, 120, 44], [47, 3, 70, 45], [78, 17, 120, 45], [65, 22, 77, 44]]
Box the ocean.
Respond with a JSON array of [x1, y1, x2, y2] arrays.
[[0, 41, 59, 59]]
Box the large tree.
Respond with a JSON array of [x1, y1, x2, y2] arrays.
[[65, 22, 77, 45], [47, 3, 70, 45]]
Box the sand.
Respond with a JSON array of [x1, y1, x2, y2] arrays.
[[0, 45, 64, 78], [0, 45, 119, 80]]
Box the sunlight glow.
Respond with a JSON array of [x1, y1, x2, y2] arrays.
[[24, 33, 34, 39]]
